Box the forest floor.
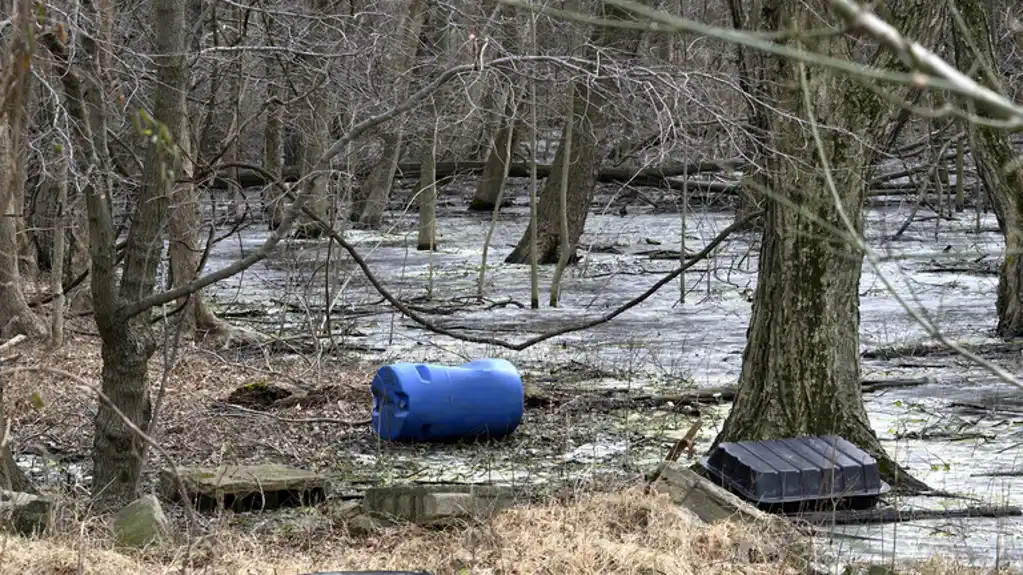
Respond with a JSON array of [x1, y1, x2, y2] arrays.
[[0, 327, 1018, 574]]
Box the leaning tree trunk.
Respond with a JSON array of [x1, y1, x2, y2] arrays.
[[504, 2, 644, 265], [504, 82, 601, 265], [953, 0, 1023, 338], [349, 0, 429, 227], [469, 89, 520, 212], [352, 132, 403, 228], [712, 0, 944, 491], [90, 0, 186, 507]]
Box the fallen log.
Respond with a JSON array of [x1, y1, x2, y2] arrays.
[[198, 159, 746, 190], [793, 504, 1022, 526], [524, 378, 930, 411]]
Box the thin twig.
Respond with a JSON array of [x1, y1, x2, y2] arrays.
[[217, 402, 370, 426]]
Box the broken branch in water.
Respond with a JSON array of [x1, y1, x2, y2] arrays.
[[793, 504, 1022, 527]]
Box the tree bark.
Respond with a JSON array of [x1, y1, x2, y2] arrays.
[[504, 3, 644, 265], [0, 374, 33, 493], [712, 0, 943, 491], [727, 0, 768, 228], [469, 89, 520, 212], [349, 0, 429, 227], [0, 7, 48, 340], [417, 133, 438, 251], [953, 0, 1023, 338], [90, 0, 186, 507], [225, 56, 246, 225], [294, 77, 332, 237], [263, 71, 286, 230]]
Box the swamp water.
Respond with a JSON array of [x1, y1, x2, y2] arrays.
[[199, 187, 1023, 568]]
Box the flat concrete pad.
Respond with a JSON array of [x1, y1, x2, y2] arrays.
[[160, 464, 327, 512]]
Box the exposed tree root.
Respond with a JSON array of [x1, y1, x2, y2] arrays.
[[197, 303, 269, 350]]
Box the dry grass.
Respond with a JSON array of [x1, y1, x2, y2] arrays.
[[3, 326, 376, 480], [0, 488, 1014, 575], [0, 488, 802, 574]]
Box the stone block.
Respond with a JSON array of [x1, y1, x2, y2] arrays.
[[0, 490, 56, 536], [114, 494, 169, 548], [159, 464, 327, 512], [362, 484, 515, 526]]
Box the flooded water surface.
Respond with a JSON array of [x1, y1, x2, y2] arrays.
[[201, 184, 1023, 568]]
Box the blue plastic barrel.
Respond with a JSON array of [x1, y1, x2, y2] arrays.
[[371, 358, 524, 442]]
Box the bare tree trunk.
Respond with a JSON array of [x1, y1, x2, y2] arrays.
[[167, 118, 202, 338], [49, 151, 69, 349], [0, 373, 33, 493], [349, 0, 429, 227], [469, 90, 520, 212], [263, 71, 285, 230], [504, 3, 643, 265], [0, 2, 48, 340], [713, 0, 943, 490], [727, 0, 767, 228], [352, 132, 403, 227], [89, 0, 186, 507], [417, 131, 438, 251], [504, 83, 596, 265], [953, 0, 1023, 339], [225, 57, 245, 225]]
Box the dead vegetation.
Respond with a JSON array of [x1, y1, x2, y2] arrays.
[[2, 322, 376, 485], [0, 486, 1017, 574]]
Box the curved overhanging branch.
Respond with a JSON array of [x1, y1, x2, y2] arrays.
[[213, 161, 758, 352], [827, 0, 1023, 125]]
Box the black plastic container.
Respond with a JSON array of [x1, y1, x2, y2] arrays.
[[699, 435, 890, 513]]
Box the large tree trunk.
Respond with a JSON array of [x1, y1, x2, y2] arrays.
[[0, 156, 47, 338], [504, 2, 644, 265], [90, 0, 186, 506], [953, 0, 1023, 338], [0, 373, 33, 493], [712, 0, 943, 491]]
